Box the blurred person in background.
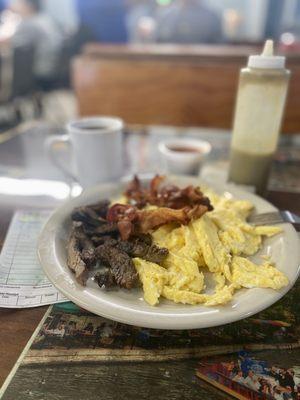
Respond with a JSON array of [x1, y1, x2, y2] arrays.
[[0, 0, 22, 44], [127, 0, 223, 44], [126, 0, 157, 43], [43, 0, 79, 36], [10, 0, 63, 86], [155, 0, 223, 44], [75, 0, 128, 43]]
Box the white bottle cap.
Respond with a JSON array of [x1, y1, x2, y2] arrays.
[[248, 40, 285, 69]]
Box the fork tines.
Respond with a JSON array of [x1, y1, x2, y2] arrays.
[[250, 212, 283, 226], [250, 210, 300, 226]]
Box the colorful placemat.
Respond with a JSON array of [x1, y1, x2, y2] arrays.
[[1, 278, 299, 400]]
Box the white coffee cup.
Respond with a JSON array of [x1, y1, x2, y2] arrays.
[[46, 116, 124, 187], [158, 138, 211, 176]]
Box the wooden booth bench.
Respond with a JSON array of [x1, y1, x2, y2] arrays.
[[72, 44, 300, 134]]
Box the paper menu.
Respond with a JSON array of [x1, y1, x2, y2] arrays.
[[0, 210, 67, 308]]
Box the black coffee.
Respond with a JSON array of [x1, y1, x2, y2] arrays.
[[79, 125, 108, 131], [167, 146, 202, 154]]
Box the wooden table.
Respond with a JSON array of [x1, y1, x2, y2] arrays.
[[0, 122, 299, 388]]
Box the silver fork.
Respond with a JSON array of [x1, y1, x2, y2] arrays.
[[249, 210, 300, 231]]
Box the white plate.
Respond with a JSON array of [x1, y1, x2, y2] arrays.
[[38, 176, 300, 330]]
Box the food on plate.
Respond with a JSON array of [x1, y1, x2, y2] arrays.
[[107, 179, 212, 240], [67, 227, 90, 285], [95, 241, 138, 289], [68, 194, 170, 288], [124, 175, 212, 209], [231, 256, 289, 290], [66, 175, 288, 307], [107, 203, 210, 241]]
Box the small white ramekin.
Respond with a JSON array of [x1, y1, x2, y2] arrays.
[[158, 138, 211, 176]]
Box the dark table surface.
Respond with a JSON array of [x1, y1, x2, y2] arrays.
[[0, 121, 299, 387]]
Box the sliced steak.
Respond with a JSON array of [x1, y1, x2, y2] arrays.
[[71, 200, 110, 227], [82, 222, 119, 237], [94, 268, 116, 289], [88, 200, 110, 218], [118, 237, 169, 264], [67, 230, 89, 285], [73, 225, 96, 267], [95, 243, 138, 289]]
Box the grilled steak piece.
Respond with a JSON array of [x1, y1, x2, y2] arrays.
[[95, 243, 138, 289], [72, 200, 119, 240], [71, 200, 110, 227], [135, 233, 152, 245], [82, 223, 119, 237], [67, 229, 89, 285], [118, 237, 169, 264], [71, 207, 104, 227], [73, 225, 96, 267], [88, 200, 110, 218], [94, 268, 116, 289], [94, 233, 168, 265], [90, 235, 117, 246], [140, 243, 169, 264]]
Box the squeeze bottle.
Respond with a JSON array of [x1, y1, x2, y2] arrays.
[[228, 40, 290, 194]]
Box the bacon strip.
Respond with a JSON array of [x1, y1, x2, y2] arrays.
[[125, 175, 213, 210], [108, 176, 213, 240], [107, 203, 209, 240]]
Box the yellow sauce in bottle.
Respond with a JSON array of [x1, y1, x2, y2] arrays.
[[228, 41, 290, 195]]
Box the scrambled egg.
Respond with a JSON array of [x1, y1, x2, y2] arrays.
[[134, 258, 168, 306], [231, 256, 289, 289], [133, 189, 288, 306]]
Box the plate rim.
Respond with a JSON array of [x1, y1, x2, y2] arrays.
[[38, 176, 300, 329]]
